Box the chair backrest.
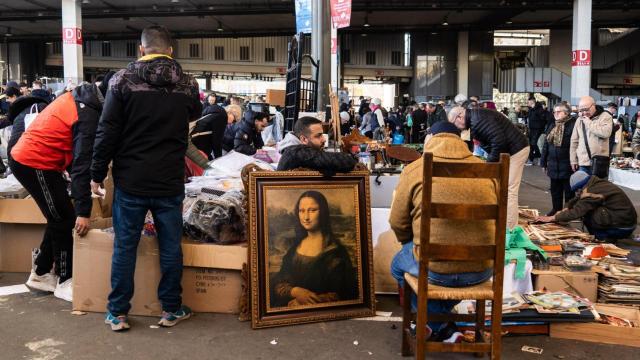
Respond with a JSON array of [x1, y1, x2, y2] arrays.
[[418, 152, 510, 270]]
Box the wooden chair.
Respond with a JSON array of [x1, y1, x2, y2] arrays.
[[401, 152, 510, 359]]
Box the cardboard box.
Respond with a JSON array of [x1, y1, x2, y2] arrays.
[[0, 198, 47, 272], [551, 304, 640, 347], [533, 267, 598, 302], [265, 89, 285, 107], [73, 219, 247, 316]]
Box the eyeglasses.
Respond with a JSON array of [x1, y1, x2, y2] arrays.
[[553, 111, 566, 114], [578, 104, 594, 113]]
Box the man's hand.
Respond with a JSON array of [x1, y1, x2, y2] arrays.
[[535, 215, 556, 223], [571, 164, 579, 172], [90, 180, 105, 197], [75, 216, 91, 236]]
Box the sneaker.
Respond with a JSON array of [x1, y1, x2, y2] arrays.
[[525, 160, 534, 166], [442, 331, 464, 343], [433, 322, 460, 342], [53, 278, 73, 302], [158, 305, 192, 327], [25, 270, 58, 292], [409, 321, 433, 339], [105, 312, 130, 331]]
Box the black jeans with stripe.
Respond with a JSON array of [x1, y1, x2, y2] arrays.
[[9, 159, 74, 282]]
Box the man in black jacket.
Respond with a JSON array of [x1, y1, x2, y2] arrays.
[[91, 25, 201, 331], [527, 98, 547, 165], [449, 106, 530, 230], [191, 102, 227, 160], [411, 103, 427, 143], [233, 111, 268, 155], [277, 116, 356, 174], [425, 102, 447, 128]]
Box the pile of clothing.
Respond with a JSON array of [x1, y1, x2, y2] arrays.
[[183, 190, 246, 245]]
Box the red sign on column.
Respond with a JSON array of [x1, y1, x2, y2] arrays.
[[571, 50, 591, 66], [543, 81, 550, 87], [330, 0, 352, 29], [62, 27, 83, 45], [533, 80, 542, 87]]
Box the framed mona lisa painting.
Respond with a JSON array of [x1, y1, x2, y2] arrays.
[[247, 170, 375, 328]]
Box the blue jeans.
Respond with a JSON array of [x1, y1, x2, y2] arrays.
[[583, 216, 636, 241], [108, 188, 185, 315], [578, 166, 592, 175], [391, 242, 493, 331]]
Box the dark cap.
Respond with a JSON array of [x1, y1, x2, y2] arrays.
[[430, 121, 461, 136]]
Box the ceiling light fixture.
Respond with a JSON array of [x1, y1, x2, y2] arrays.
[[171, 0, 180, 3], [363, 15, 370, 27], [5, 27, 13, 37], [442, 16, 449, 26], [82, 0, 90, 4], [217, 21, 224, 32], [506, 20, 513, 24]]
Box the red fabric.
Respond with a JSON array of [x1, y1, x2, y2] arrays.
[[11, 92, 78, 171], [184, 150, 207, 179]]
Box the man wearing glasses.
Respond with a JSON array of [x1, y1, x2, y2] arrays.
[[570, 96, 613, 175]]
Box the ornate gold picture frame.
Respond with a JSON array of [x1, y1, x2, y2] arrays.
[[248, 170, 375, 329]]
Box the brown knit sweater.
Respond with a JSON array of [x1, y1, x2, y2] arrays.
[[389, 133, 498, 274]]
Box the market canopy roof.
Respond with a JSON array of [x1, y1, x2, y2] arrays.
[[1, 0, 639, 39]]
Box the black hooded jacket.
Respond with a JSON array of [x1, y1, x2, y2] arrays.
[[191, 104, 227, 159], [91, 55, 202, 197], [233, 111, 264, 155], [467, 108, 530, 162]]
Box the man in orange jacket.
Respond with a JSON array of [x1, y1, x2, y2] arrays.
[[10, 72, 113, 302]]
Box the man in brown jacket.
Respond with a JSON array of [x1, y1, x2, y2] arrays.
[[389, 121, 497, 342], [536, 171, 637, 241], [570, 96, 613, 174]]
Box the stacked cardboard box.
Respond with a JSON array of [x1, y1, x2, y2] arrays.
[[72, 218, 247, 316]]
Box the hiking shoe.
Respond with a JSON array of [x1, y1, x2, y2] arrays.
[[105, 312, 130, 331], [25, 270, 58, 292], [53, 278, 73, 302], [158, 305, 192, 327]]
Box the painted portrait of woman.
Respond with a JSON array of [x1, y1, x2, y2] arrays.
[[269, 190, 358, 309]]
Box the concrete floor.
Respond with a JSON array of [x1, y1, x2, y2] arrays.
[[1, 165, 639, 360]]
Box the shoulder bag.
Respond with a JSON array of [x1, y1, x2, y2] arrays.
[[581, 120, 609, 179]]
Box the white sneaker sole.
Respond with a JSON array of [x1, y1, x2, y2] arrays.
[[26, 278, 57, 293], [53, 289, 72, 302]]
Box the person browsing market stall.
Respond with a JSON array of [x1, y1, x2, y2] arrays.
[[535, 170, 637, 241], [233, 110, 268, 156], [10, 73, 113, 302], [389, 121, 497, 343], [448, 106, 529, 230], [277, 116, 357, 174]]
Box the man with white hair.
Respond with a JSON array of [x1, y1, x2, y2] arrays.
[[570, 96, 613, 176], [370, 98, 385, 140], [448, 106, 529, 229]]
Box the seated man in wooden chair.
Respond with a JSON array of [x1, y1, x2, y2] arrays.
[[390, 121, 498, 342]]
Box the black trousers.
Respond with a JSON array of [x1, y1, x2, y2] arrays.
[[549, 178, 574, 213], [10, 159, 75, 282], [528, 128, 544, 161]]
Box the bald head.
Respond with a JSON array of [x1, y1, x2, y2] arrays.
[[448, 106, 467, 130], [578, 96, 596, 118]]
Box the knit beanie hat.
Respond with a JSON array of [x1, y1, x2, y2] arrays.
[[570, 170, 591, 191], [430, 121, 461, 136]]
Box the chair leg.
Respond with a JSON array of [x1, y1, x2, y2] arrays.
[[474, 300, 486, 358], [415, 289, 429, 359], [401, 281, 414, 357], [490, 299, 502, 360]]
